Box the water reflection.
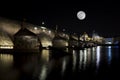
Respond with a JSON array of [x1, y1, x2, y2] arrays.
[[87, 48, 91, 67], [78, 47, 97, 70], [61, 58, 67, 74], [72, 50, 77, 71], [39, 50, 50, 80], [107, 46, 112, 65], [0, 54, 13, 66], [39, 65, 48, 80], [77, 46, 102, 74], [83, 48, 87, 69], [41, 50, 50, 62], [0, 53, 19, 80], [0, 46, 119, 80], [61, 56, 69, 76], [92, 47, 96, 64], [96, 46, 101, 69], [79, 50, 83, 69]]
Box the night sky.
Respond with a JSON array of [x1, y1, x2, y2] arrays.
[[0, 1, 120, 37]]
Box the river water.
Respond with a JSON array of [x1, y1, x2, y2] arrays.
[[0, 46, 120, 80]]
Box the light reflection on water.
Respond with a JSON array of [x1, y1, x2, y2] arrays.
[[72, 50, 77, 71], [0, 54, 19, 80], [0, 54, 13, 66], [78, 47, 97, 70], [61, 58, 67, 75], [61, 56, 69, 76], [0, 46, 120, 80], [39, 65, 47, 80], [107, 46, 112, 65], [83, 48, 87, 69], [41, 50, 50, 62], [79, 50, 83, 69], [92, 47, 96, 62], [39, 50, 50, 80], [96, 46, 101, 69]]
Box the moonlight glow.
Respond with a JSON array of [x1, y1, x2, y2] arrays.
[[77, 11, 86, 20]]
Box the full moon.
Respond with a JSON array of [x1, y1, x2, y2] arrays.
[[77, 11, 86, 20]]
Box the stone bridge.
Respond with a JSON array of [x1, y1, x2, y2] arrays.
[[0, 17, 70, 49]]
